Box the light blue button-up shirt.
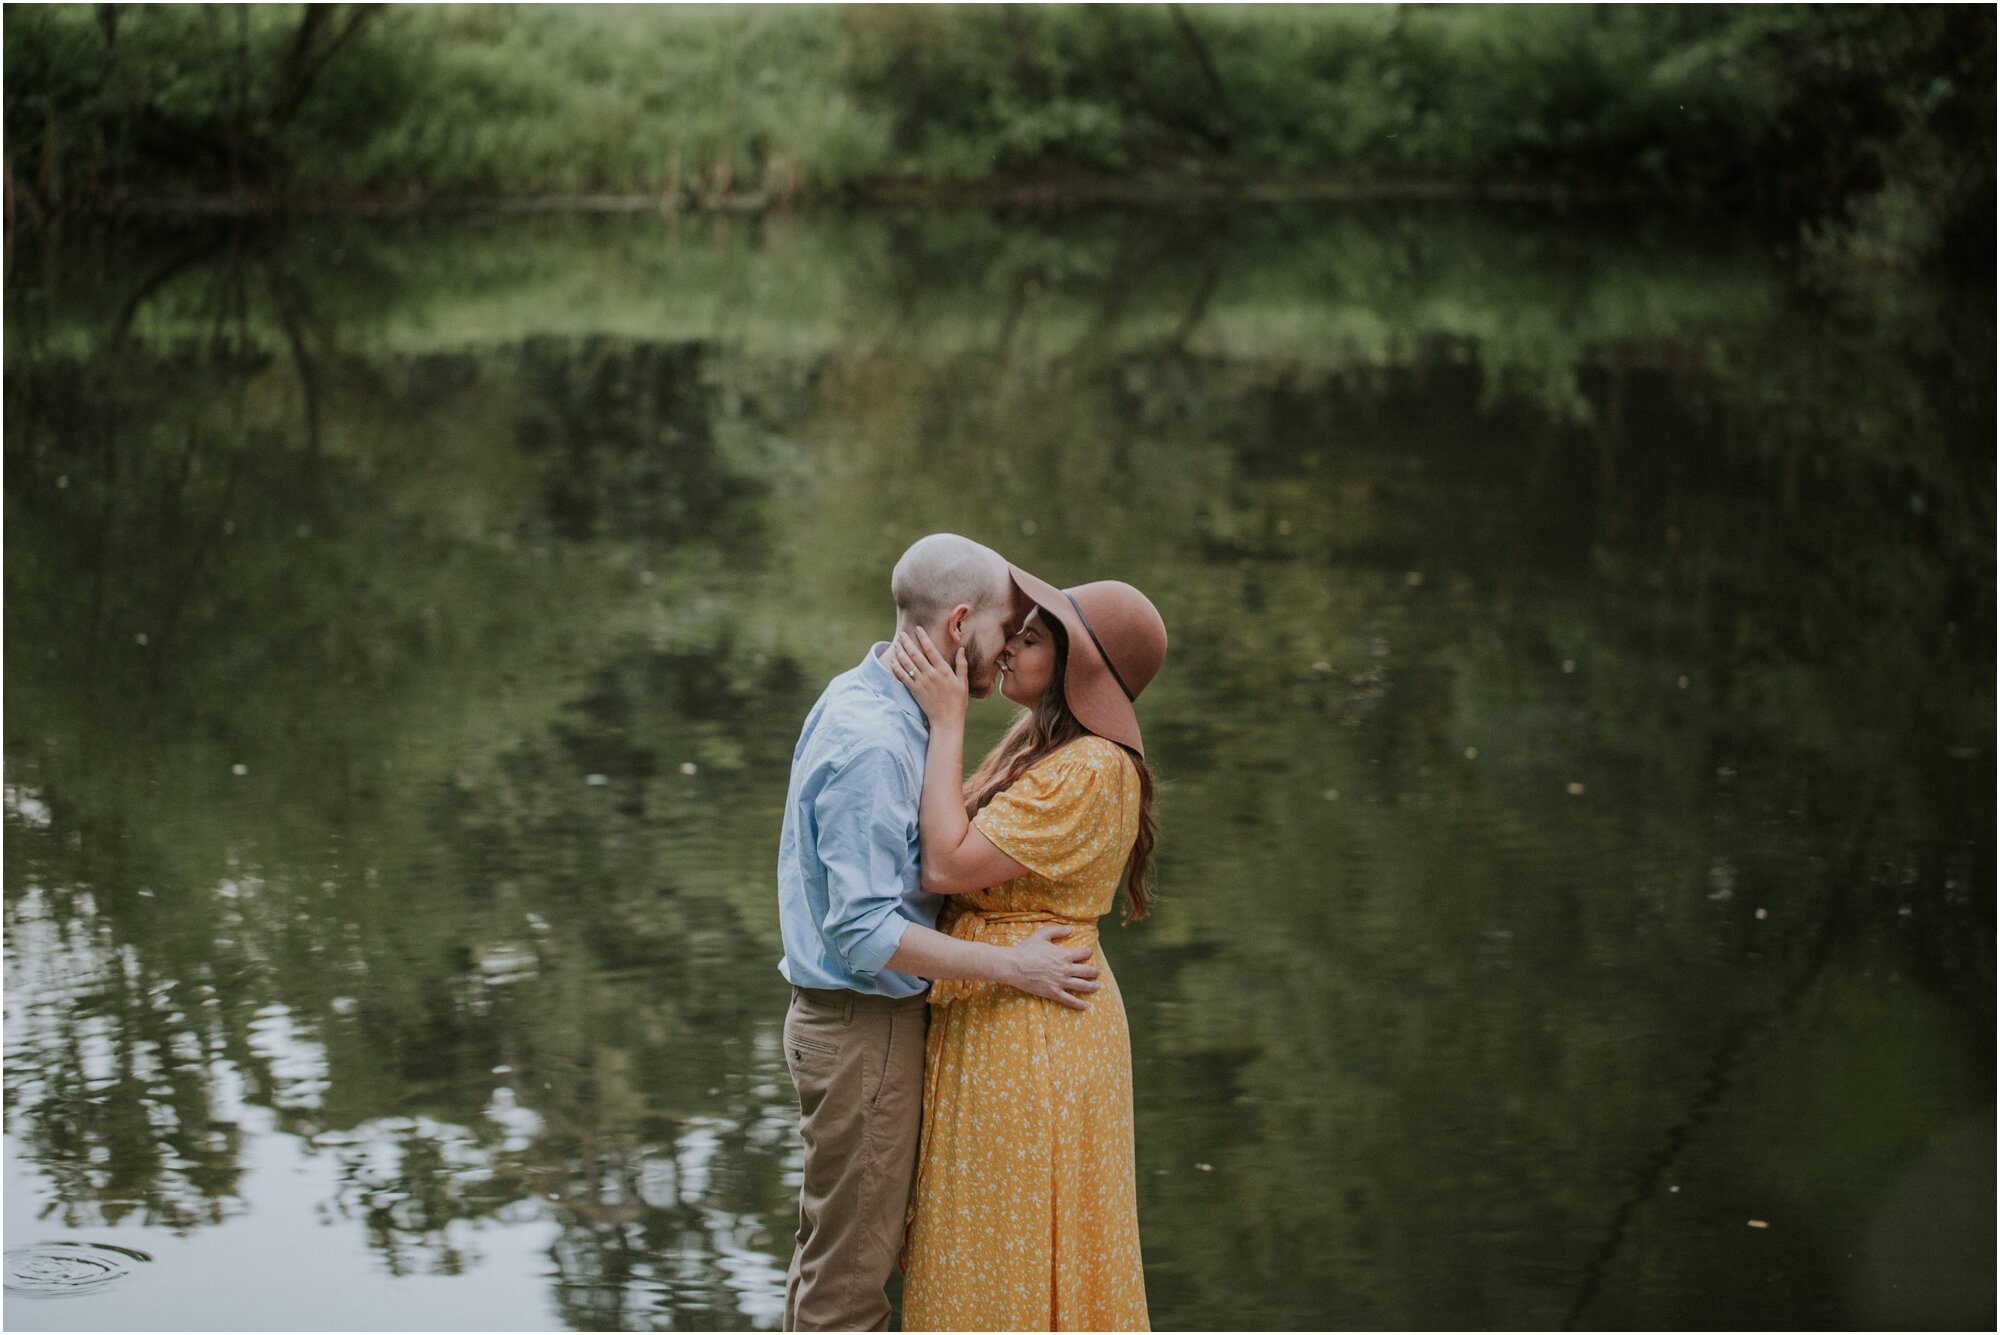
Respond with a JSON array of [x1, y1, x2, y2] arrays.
[[776, 642, 942, 998]]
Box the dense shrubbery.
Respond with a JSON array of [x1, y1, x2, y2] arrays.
[[4, 4, 1992, 266], [2, 6, 882, 202]]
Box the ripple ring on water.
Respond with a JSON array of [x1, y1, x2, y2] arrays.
[[4, 1241, 153, 1298]]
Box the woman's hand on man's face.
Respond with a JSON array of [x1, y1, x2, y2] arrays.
[[891, 627, 969, 726]]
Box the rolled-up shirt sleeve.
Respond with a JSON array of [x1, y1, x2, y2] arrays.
[[812, 744, 915, 978]]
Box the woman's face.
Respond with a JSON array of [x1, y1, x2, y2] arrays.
[[997, 608, 1058, 707]]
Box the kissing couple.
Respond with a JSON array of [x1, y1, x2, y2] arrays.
[[775, 533, 1168, 1332]]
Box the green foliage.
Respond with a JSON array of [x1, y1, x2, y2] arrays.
[[319, 5, 887, 198], [4, 5, 389, 200], [5, 5, 1992, 269], [3, 4, 885, 202]]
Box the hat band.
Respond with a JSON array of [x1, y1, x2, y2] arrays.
[[1062, 591, 1136, 702]]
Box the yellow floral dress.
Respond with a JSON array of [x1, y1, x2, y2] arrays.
[[900, 734, 1149, 1332]]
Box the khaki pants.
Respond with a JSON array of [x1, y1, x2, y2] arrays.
[[783, 984, 929, 1332]]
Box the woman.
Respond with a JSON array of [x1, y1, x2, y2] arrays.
[[885, 565, 1167, 1333]]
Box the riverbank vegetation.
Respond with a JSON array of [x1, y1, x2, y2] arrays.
[[6, 5, 1993, 269]]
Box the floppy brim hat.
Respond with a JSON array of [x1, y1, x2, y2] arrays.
[[1005, 563, 1168, 757]]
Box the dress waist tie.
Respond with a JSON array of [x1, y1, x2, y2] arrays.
[[929, 909, 1099, 1006]]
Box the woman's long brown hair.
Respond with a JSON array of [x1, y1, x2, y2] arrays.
[[962, 616, 1157, 922]]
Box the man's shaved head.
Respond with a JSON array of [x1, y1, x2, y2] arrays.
[[890, 534, 1018, 699], [891, 533, 1012, 630]]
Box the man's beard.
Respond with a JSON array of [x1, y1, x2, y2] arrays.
[[965, 645, 1002, 699]]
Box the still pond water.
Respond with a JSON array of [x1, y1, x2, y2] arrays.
[[4, 206, 1994, 1331]]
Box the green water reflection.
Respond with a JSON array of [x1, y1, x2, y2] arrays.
[[4, 208, 1993, 1331]]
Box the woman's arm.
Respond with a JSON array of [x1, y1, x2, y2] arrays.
[[890, 628, 1031, 895]]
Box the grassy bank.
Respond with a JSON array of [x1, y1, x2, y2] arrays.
[[5, 5, 1993, 267]]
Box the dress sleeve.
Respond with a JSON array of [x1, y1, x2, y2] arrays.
[[972, 746, 1108, 882]]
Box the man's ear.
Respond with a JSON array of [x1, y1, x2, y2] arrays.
[[947, 603, 972, 644]]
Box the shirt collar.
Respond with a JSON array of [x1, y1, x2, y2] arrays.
[[862, 642, 929, 729]]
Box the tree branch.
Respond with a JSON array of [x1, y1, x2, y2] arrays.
[[268, 4, 379, 129], [1167, 3, 1233, 149]]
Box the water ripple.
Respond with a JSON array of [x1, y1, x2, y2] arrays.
[[5, 1241, 153, 1298]]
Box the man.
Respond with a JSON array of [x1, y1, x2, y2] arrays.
[[775, 532, 1101, 1332]]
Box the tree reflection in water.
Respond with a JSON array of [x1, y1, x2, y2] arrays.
[[4, 209, 1991, 1330]]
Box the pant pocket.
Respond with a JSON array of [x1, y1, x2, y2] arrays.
[[865, 1010, 897, 1110], [784, 1010, 841, 1111]]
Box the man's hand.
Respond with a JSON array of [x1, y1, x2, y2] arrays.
[[1003, 924, 1101, 1010]]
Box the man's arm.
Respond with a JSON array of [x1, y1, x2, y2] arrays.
[[815, 743, 1100, 1008], [886, 921, 1100, 1011], [814, 746, 929, 980]]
